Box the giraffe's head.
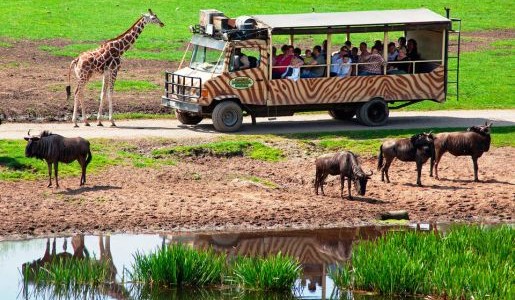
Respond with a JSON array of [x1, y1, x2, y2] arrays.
[[143, 9, 165, 27]]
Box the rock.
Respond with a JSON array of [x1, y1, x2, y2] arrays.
[[378, 210, 410, 220]]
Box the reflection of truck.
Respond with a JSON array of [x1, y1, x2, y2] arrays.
[[162, 8, 461, 132]]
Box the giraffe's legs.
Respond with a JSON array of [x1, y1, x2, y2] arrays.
[[72, 82, 86, 127], [107, 67, 119, 127], [97, 73, 109, 126]]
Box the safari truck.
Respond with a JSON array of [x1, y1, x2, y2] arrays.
[[162, 8, 461, 132]]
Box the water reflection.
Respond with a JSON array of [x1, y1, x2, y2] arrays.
[[4, 224, 439, 299]]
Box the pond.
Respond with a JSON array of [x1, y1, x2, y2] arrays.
[[0, 224, 437, 299]]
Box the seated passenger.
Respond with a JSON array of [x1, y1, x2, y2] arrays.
[[358, 46, 384, 76], [350, 47, 359, 68], [407, 39, 420, 61], [330, 46, 351, 77], [301, 45, 326, 78], [387, 48, 410, 74], [304, 49, 314, 64], [283, 56, 304, 81], [232, 48, 250, 71], [374, 40, 384, 54], [387, 42, 398, 62], [273, 45, 294, 79], [397, 37, 407, 52]]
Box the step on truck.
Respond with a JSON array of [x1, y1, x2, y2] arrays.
[[162, 8, 460, 132]]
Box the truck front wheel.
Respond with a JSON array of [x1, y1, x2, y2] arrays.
[[176, 110, 203, 125], [212, 101, 243, 132]]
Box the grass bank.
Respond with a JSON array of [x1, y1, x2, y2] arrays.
[[329, 225, 514, 299]]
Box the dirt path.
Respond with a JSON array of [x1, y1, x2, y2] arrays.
[[1, 109, 514, 140]]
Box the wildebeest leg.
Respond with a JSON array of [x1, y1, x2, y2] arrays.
[[416, 159, 423, 186], [47, 161, 53, 187], [472, 156, 479, 182], [314, 169, 321, 195], [320, 174, 328, 196], [347, 177, 353, 200], [54, 162, 59, 188], [433, 150, 444, 180], [79, 157, 86, 185], [339, 175, 345, 199], [383, 158, 392, 183]]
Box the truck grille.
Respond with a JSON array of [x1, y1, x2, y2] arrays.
[[164, 72, 202, 102]]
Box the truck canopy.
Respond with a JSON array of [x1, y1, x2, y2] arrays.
[[252, 8, 451, 35]]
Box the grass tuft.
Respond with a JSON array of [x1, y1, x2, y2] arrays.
[[231, 252, 302, 291], [130, 243, 226, 287], [330, 225, 514, 299]]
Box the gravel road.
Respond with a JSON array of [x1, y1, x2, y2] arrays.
[[1, 109, 513, 140]]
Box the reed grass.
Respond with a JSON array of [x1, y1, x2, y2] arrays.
[[130, 243, 226, 287], [329, 225, 514, 299], [231, 252, 302, 291], [23, 257, 113, 286]]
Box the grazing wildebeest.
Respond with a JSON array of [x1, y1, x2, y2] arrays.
[[315, 151, 373, 200], [377, 132, 435, 186], [430, 122, 492, 182], [24, 130, 92, 188]]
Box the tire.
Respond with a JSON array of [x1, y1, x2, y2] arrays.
[[212, 101, 243, 132], [328, 109, 356, 121], [357, 98, 389, 126], [175, 110, 203, 125]]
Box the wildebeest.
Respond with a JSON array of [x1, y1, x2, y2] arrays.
[[24, 130, 92, 188], [315, 151, 373, 199], [430, 122, 492, 182], [377, 132, 435, 186]]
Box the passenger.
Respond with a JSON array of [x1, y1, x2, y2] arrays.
[[321, 39, 328, 58], [273, 45, 293, 79], [406, 38, 420, 61], [358, 46, 384, 76], [350, 47, 359, 65], [330, 46, 351, 77], [397, 37, 407, 52], [232, 48, 250, 71], [388, 48, 410, 74], [301, 45, 326, 78], [304, 49, 314, 64], [294, 47, 304, 62], [344, 40, 352, 54], [374, 40, 384, 54], [387, 42, 398, 62], [357, 42, 370, 74], [283, 55, 304, 81]]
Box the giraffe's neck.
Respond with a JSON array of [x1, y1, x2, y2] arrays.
[[106, 17, 147, 56]]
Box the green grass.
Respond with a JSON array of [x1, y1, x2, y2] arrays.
[[131, 243, 226, 287], [329, 225, 514, 299], [87, 80, 159, 92], [152, 141, 284, 162], [287, 126, 515, 155], [231, 252, 302, 291], [0, 139, 175, 181]]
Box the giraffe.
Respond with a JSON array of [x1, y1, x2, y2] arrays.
[[66, 9, 164, 127]]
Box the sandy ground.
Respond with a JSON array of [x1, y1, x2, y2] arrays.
[[0, 146, 513, 240]]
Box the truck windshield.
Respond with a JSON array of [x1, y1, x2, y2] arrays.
[[189, 45, 224, 74]]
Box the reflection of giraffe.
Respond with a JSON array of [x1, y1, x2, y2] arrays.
[[22, 235, 129, 299], [66, 9, 164, 127]]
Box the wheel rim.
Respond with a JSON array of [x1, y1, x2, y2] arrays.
[[367, 102, 387, 123], [222, 109, 238, 127]]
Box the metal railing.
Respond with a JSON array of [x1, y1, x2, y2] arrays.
[[164, 72, 202, 102]]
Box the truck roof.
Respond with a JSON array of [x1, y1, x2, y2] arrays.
[[252, 8, 451, 34]]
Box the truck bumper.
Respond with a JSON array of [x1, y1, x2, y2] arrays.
[[161, 96, 202, 113]]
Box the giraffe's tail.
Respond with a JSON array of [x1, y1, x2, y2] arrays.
[[66, 58, 79, 101]]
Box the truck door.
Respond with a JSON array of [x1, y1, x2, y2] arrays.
[[227, 45, 268, 106]]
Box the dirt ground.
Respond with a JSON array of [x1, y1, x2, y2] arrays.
[[0, 145, 513, 240], [1, 30, 514, 121]]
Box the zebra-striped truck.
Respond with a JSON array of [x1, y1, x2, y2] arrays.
[[162, 8, 461, 132]]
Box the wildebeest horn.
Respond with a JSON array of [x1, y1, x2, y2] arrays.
[[27, 129, 31, 136]]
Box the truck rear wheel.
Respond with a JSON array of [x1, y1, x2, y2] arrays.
[[212, 101, 243, 132], [357, 98, 389, 126], [176, 110, 203, 125], [328, 109, 356, 121]]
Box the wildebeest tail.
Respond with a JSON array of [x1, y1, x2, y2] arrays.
[[377, 145, 384, 171], [66, 58, 79, 101], [85, 149, 92, 167]]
